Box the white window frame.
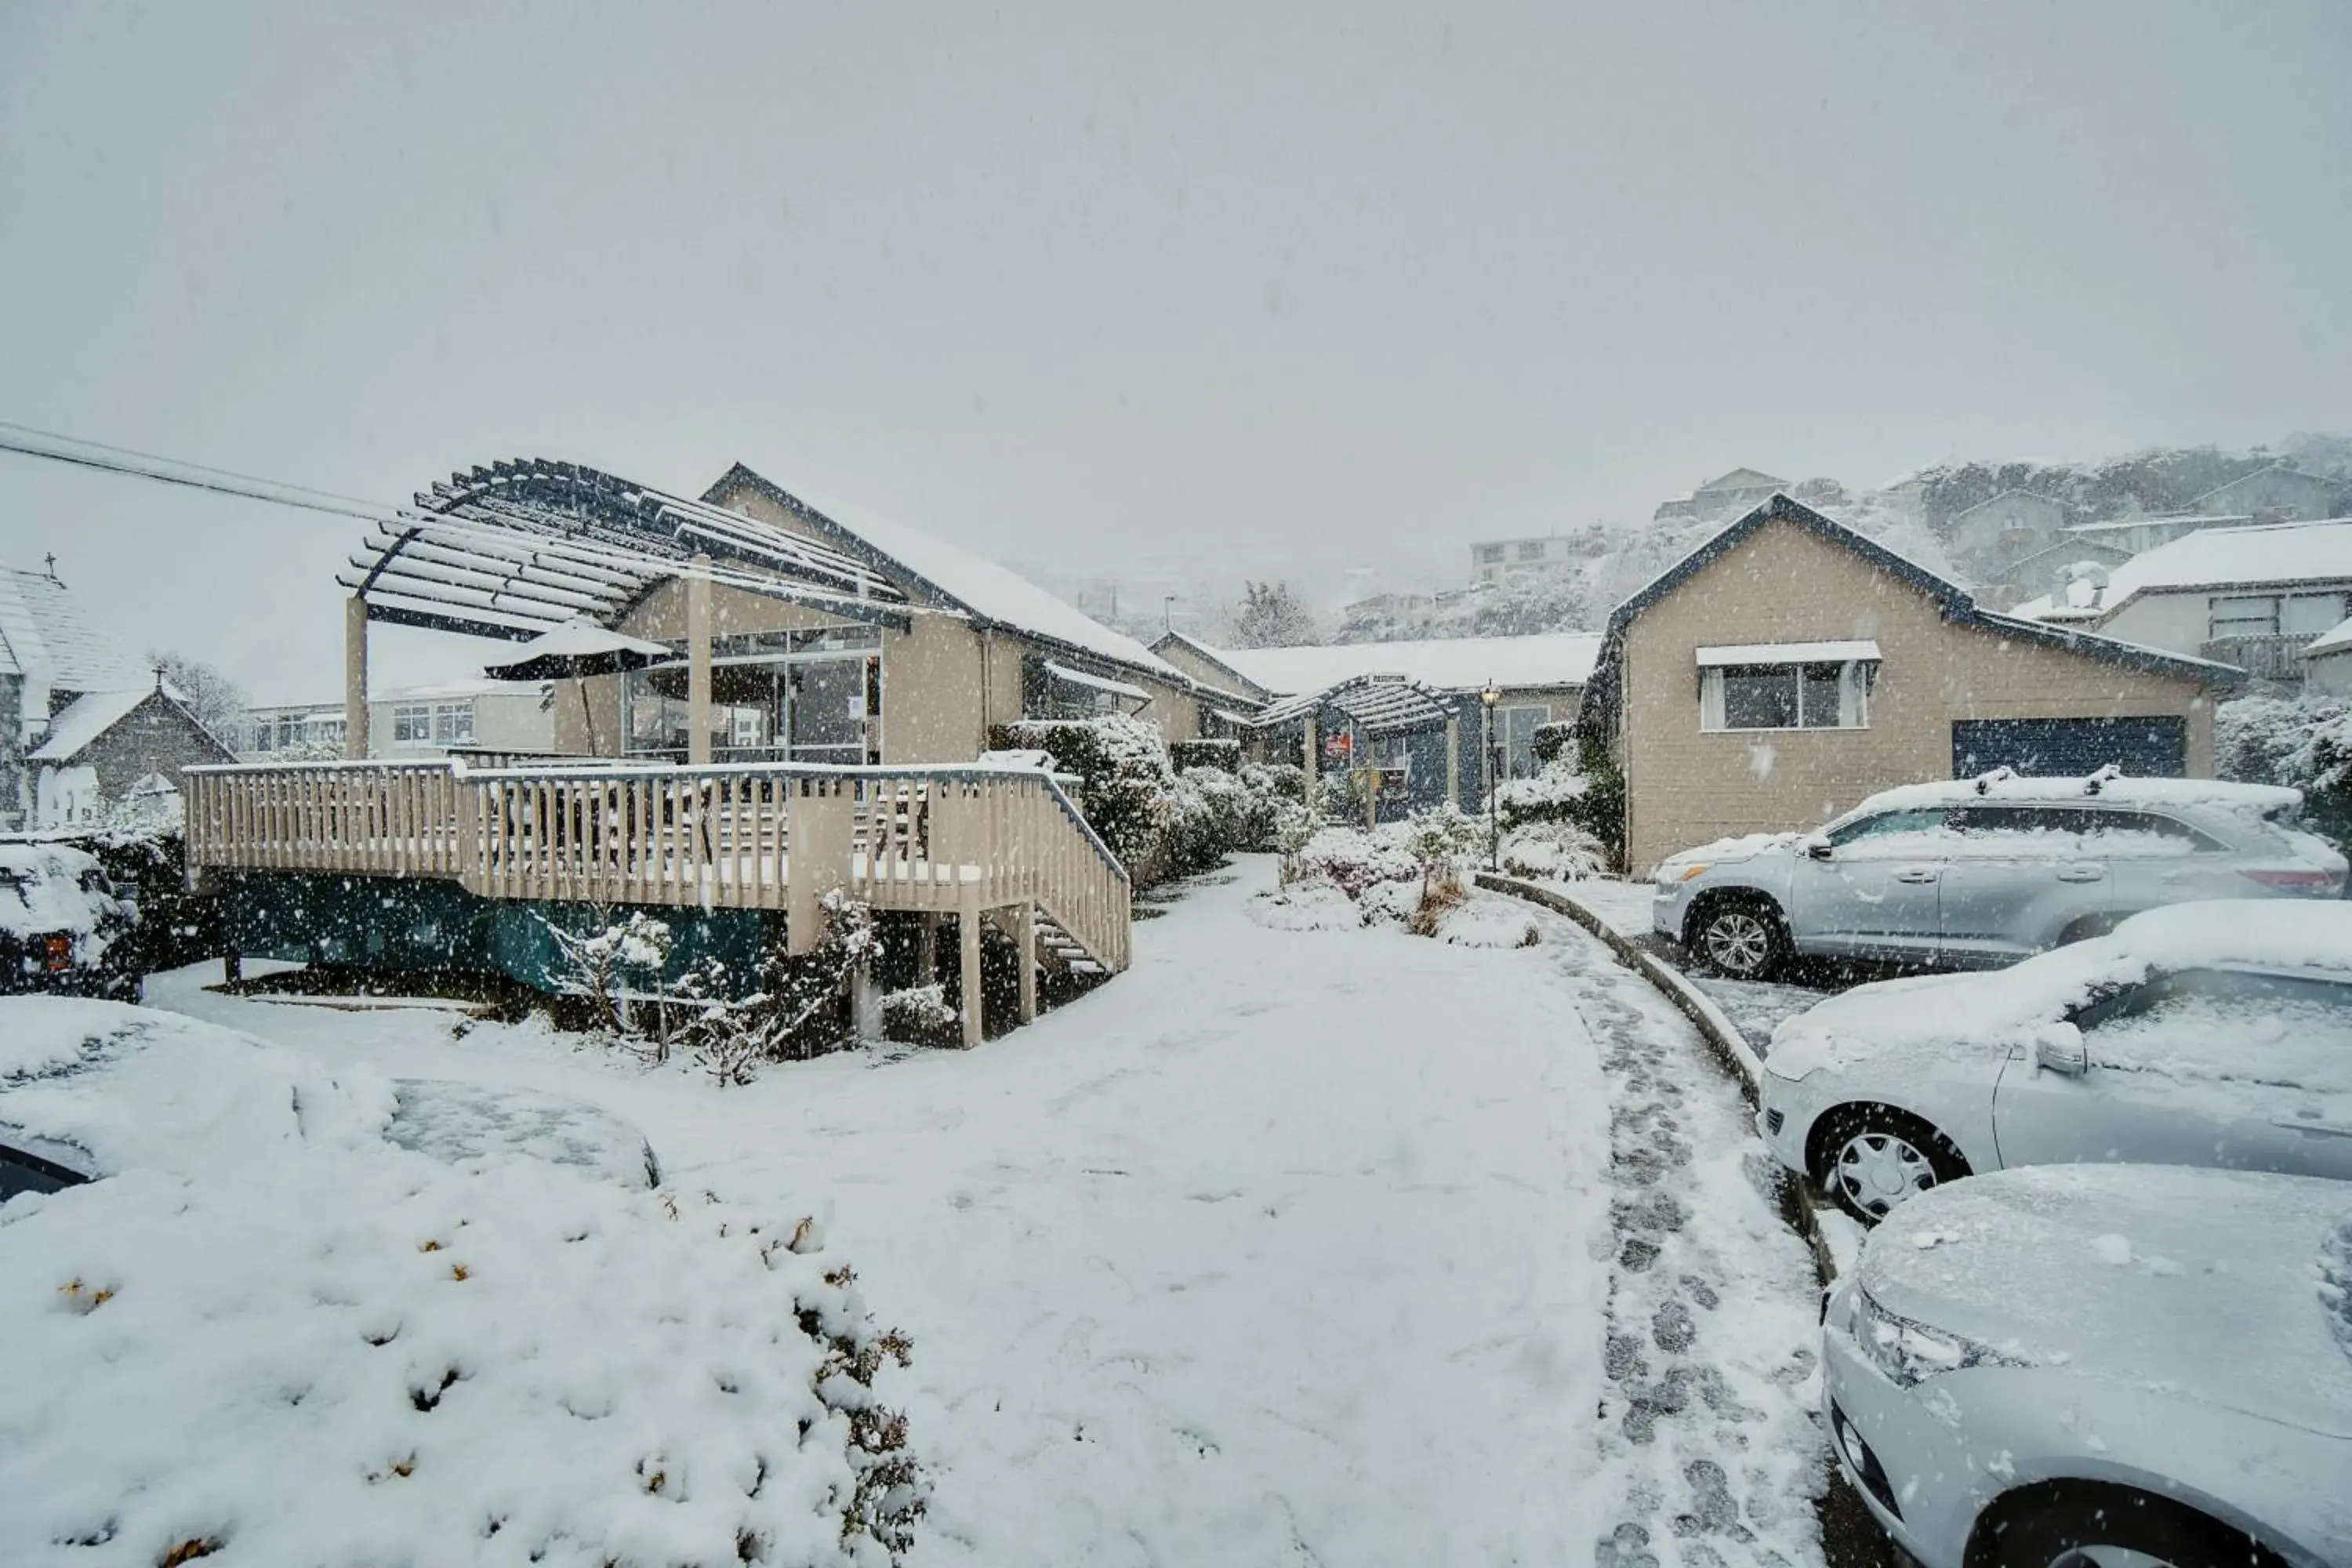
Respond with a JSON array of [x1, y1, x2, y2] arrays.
[[391, 704, 433, 744], [1700, 660, 1873, 733], [2209, 594, 2281, 639], [1494, 704, 1548, 780], [432, 701, 475, 745]]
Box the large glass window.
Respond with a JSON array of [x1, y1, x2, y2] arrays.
[[1702, 660, 1870, 731], [2209, 595, 2279, 638], [392, 705, 432, 744], [622, 644, 877, 763], [1496, 705, 1548, 780], [432, 702, 474, 745]]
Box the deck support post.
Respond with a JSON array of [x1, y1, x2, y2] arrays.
[[916, 911, 939, 982], [1445, 713, 1461, 811], [223, 952, 242, 985], [687, 554, 713, 766], [343, 593, 370, 760], [959, 889, 983, 1048], [1016, 900, 1037, 1024]]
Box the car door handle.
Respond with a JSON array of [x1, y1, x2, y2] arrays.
[[2055, 865, 2106, 883], [1893, 868, 1940, 884]]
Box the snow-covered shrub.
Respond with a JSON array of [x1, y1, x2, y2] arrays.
[[547, 908, 676, 1036], [996, 715, 1181, 877], [0, 1116, 924, 1564], [1497, 818, 1609, 881], [1283, 823, 1424, 900], [1170, 738, 1242, 772], [1491, 731, 1624, 871], [2217, 695, 2352, 853], [672, 895, 880, 1084], [878, 983, 959, 1045]]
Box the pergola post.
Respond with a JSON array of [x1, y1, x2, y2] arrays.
[[686, 554, 713, 766], [1302, 714, 1319, 800], [1445, 713, 1461, 810], [343, 593, 370, 760]]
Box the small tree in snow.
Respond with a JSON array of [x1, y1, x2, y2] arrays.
[[151, 650, 249, 750], [1225, 580, 1322, 648], [548, 908, 675, 1037]]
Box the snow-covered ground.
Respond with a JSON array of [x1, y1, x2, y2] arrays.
[[145, 858, 1829, 1566]]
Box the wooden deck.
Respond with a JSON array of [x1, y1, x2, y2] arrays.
[[184, 758, 1132, 1037]]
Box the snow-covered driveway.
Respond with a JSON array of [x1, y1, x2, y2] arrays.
[[150, 858, 1824, 1566]]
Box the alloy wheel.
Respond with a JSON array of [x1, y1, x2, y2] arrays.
[[1831, 1131, 1938, 1218], [2050, 1549, 2178, 1567], [1701, 911, 1771, 976]]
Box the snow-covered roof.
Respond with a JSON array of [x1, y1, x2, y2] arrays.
[[2062, 517, 2352, 610], [1695, 467, 1787, 493], [1255, 674, 1453, 735], [2186, 462, 2339, 510], [1040, 660, 1151, 704], [1948, 486, 2063, 521], [0, 568, 147, 694], [28, 688, 162, 763], [2306, 617, 2352, 659], [714, 463, 1192, 687], [1196, 632, 1604, 698], [2063, 514, 2248, 535], [374, 677, 553, 703]]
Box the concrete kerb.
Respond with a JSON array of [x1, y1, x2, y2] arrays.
[[1473, 872, 1846, 1288]]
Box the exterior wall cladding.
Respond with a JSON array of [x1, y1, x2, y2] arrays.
[[1619, 519, 2216, 872]]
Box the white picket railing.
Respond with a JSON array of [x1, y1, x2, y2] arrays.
[[183, 758, 1131, 974]]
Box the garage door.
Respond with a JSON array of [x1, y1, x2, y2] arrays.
[[1951, 717, 2188, 779]]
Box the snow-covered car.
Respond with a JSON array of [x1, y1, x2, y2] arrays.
[[0, 996, 922, 1564], [0, 999, 659, 1196], [1822, 1163, 2351, 1568], [1758, 900, 2352, 1223], [1652, 769, 2345, 980], [0, 842, 140, 1002]]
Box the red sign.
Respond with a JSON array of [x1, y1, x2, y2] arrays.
[[1323, 731, 1353, 759]]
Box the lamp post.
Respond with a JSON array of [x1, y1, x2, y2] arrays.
[[1480, 681, 1502, 872]]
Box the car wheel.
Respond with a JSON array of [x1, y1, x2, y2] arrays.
[[1815, 1106, 1969, 1225], [1688, 898, 1788, 980], [1969, 1484, 2281, 1568]]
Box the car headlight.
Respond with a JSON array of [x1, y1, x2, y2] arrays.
[[1655, 861, 1710, 888], [1851, 1290, 2022, 1388]]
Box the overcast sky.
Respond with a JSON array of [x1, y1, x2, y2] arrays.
[[2, 1, 2347, 698]]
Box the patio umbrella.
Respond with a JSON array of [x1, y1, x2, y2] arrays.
[[483, 619, 671, 756]]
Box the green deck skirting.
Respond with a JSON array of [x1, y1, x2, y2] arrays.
[[215, 872, 787, 997]]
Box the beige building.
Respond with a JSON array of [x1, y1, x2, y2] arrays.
[[1653, 467, 1788, 524], [1580, 495, 2241, 872], [336, 459, 1233, 766], [370, 679, 555, 759]]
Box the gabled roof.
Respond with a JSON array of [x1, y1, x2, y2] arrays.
[[1949, 487, 2066, 523], [0, 568, 147, 694], [30, 683, 235, 765], [1697, 467, 1787, 493], [1168, 631, 1603, 699], [1577, 494, 2241, 736], [2186, 462, 2339, 509], [1148, 630, 1273, 701], [1254, 673, 1453, 735], [708, 463, 1192, 688]]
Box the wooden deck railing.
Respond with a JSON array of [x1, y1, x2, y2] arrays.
[[184, 758, 1131, 973]]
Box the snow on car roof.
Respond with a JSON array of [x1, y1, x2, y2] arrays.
[[1200, 631, 1604, 696], [0, 842, 117, 941], [1845, 770, 2303, 822], [385, 1079, 657, 1189]]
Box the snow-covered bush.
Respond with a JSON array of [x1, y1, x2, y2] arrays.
[[670, 895, 881, 1085], [996, 717, 1299, 881], [878, 983, 959, 1046], [0, 1052, 925, 1564], [549, 908, 676, 1036], [1497, 818, 1609, 880], [1491, 731, 1624, 871], [2217, 695, 2352, 853], [1283, 823, 1425, 901]]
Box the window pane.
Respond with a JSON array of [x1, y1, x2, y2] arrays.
[[1719, 666, 1798, 729], [1798, 663, 1845, 728], [1827, 808, 1947, 846], [2284, 593, 2348, 637]]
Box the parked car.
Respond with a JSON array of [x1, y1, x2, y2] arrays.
[[1823, 1163, 2350, 1568], [0, 842, 140, 1001], [0, 997, 659, 1197], [1758, 899, 2352, 1222], [1653, 770, 2346, 980]]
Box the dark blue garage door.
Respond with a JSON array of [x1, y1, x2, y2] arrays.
[[1951, 717, 2188, 779]]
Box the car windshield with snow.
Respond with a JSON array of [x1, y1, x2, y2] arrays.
[[1651, 770, 2346, 980], [0, 842, 140, 1004], [1758, 899, 2352, 1222]]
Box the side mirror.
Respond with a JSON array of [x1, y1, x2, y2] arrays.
[[1805, 837, 1833, 861], [2033, 1025, 2088, 1076]]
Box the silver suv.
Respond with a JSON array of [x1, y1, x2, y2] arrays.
[[1653, 769, 2347, 978]]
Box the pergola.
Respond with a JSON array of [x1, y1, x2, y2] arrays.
[[336, 458, 920, 760], [1252, 673, 1463, 804]]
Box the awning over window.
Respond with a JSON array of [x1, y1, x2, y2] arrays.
[[1694, 639, 1882, 667], [1041, 660, 1152, 705]]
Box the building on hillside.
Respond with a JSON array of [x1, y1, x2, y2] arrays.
[[1465, 531, 1606, 586], [1577, 495, 2242, 872], [1653, 468, 1789, 524], [1976, 537, 2136, 611], [332, 458, 1246, 768], [2183, 463, 2343, 524], [370, 679, 555, 759], [1947, 488, 2069, 572], [0, 563, 235, 830], [1150, 630, 1603, 815], [2305, 618, 2352, 697], [2009, 519, 2352, 686], [238, 702, 348, 760], [1337, 591, 1439, 633]]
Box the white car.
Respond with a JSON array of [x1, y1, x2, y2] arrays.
[[1652, 770, 2345, 979], [1759, 900, 2352, 1223], [1824, 1163, 2351, 1567]]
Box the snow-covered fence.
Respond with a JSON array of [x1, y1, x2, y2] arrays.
[[183, 757, 1132, 982]]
